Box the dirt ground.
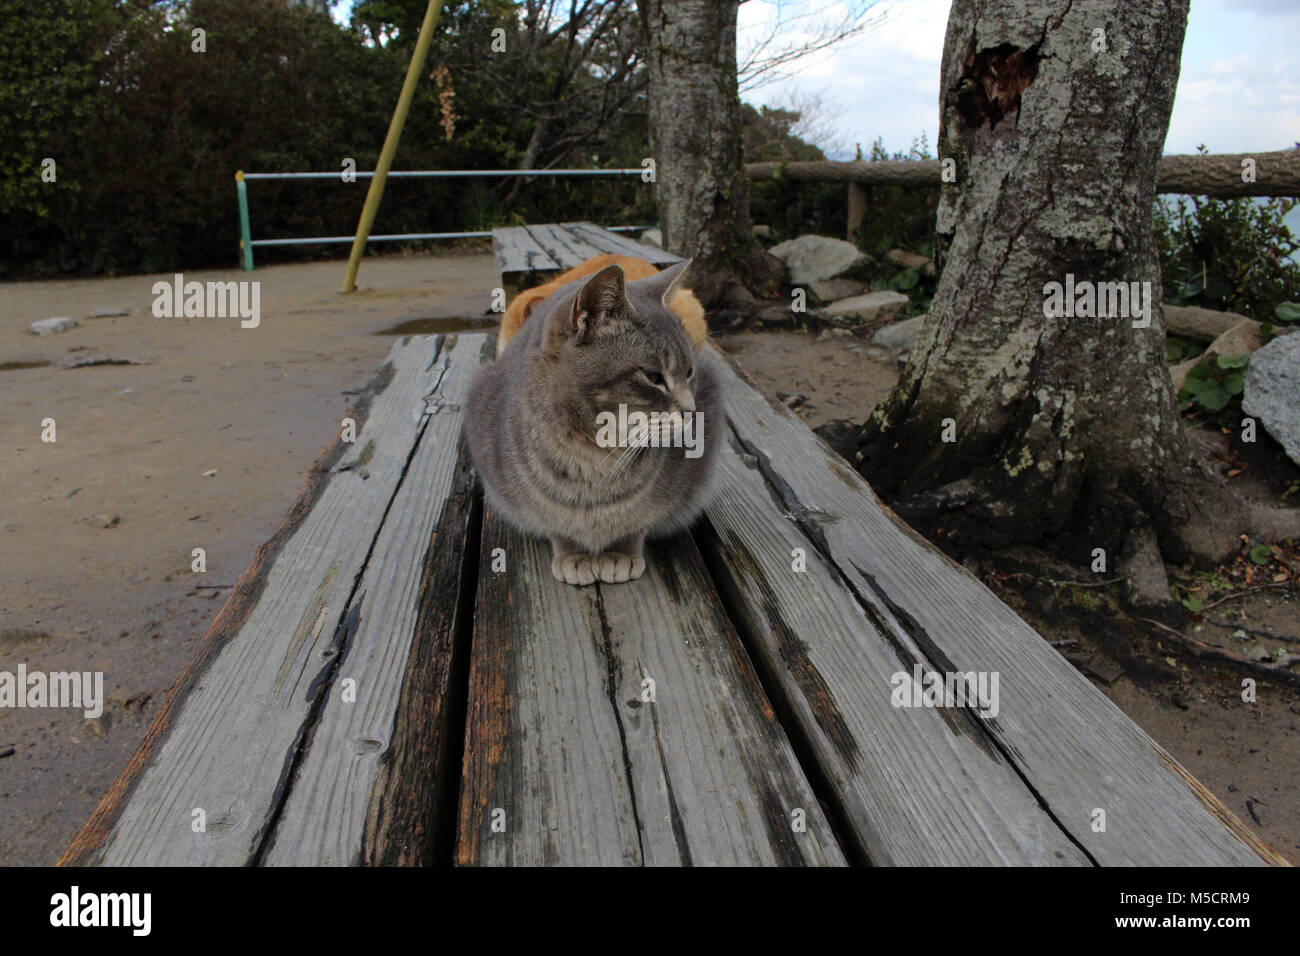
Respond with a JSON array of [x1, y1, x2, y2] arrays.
[[1, 252, 1295, 864], [0, 251, 496, 865]]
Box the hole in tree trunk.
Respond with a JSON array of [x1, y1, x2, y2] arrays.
[[953, 42, 1041, 130]]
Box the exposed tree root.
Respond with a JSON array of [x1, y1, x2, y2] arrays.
[[1137, 617, 1300, 689]]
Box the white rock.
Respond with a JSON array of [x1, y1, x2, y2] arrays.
[[768, 234, 871, 286], [871, 313, 928, 350], [88, 307, 129, 318], [808, 278, 866, 304], [639, 228, 663, 248], [1242, 332, 1300, 467], [824, 291, 910, 327], [30, 316, 79, 335]]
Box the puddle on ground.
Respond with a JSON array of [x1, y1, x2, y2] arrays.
[[373, 316, 497, 336], [0, 361, 53, 372]]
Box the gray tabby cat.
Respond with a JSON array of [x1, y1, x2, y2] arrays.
[[465, 260, 720, 585]]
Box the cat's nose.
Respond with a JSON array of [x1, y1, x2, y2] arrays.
[[673, 389, 696, 414]]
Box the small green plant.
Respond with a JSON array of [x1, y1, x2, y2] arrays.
[[1178, 353, 1248, 413], [1249, 543, 1274, 565]]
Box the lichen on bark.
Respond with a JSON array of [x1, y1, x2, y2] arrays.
[[853, 0, 1262, 573]]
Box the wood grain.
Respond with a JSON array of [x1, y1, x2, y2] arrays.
[[562, 221, 682, 265], [457, 511, 846, 866], [699, 405, 1090, 864], [522, 223, 606, 269], [262, 337, 479, 865], [80, 335, 454, 866], [714, 354, 1283, 866], [493, 228, 561, 298]]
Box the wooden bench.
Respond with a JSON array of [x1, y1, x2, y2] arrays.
[[493, 221, 682, 298], [60, 230, 1287, 867]]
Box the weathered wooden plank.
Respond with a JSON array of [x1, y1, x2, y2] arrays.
[[492, 227, 561, 276], [598, 537, 847, 866], [457, 512, 846, 866], [456, 514, 642, 866], [58, 355, 402, 867], [522, 223, 606, 270], [563, 221, 682, 266], [83, 335, 453, 866], [363, 441, 477, 866], [492, 228, 562, 298], [700, 413, 1092, 865], [714, 356, 1287, 866], [262, 336, 480, 865]]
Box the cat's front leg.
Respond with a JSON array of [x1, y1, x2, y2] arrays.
[[550, 536, 598, 586], [596, 532, 646, 584]]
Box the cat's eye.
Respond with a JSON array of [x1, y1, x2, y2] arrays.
[[687, 365, 695, 379], [641, 368, 667, 389]]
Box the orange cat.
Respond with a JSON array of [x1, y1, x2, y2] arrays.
[[497, 253, 706, 357]]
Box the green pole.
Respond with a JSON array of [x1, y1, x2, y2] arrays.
[[341, 0, 445, 293], [236, 170, 254, 272]]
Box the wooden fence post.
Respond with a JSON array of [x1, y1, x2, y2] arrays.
[[847, 182, 869, 245]]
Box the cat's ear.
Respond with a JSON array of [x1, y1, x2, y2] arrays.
[[640, 257, 693, 307], [566, 264, 627, 344]]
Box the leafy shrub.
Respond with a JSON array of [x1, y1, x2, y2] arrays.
[[1154, 146, 1300, 321]]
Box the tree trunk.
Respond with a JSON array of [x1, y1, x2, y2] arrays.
[[855, 0, 1289, 581], [639, 0, 782, 309]]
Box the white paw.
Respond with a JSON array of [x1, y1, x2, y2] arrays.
[[597, 552, 646, 584], [552, 552, 597, 586]]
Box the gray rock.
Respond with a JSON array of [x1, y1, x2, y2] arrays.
[[93, 512, 120, 529], [825, 291, 910, 328], [807, 278, 866, 304], [755, 306, 797, 326], [871, 313, 927, 349], [752, 224, 772, 240], [30, 316, 79, 336], [768, 234, 871, 286], [817, 327, 855, 342], [639, 228, 663, 248], [885, 248, 937, 279], [1242, 331, 1300, 466], [88, 307, 129, 318]]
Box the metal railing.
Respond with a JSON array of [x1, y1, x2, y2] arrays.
[[234, 167, 652, 271]]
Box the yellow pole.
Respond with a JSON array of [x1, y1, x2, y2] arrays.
[[341, 0, 445, 293]]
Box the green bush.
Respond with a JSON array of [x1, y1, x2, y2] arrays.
[[1154, 146, 1300, 322]]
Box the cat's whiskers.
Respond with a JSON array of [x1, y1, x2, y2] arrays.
[[606, 424, 651, 478]]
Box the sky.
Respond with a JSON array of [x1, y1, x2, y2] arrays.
[[739, 0, 1300, 159], [332, 0, 1300, 160]]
